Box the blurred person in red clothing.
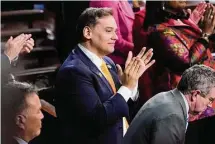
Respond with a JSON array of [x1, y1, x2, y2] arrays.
[[133, 0, 215, 121]]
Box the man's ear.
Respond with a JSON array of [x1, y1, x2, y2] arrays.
[[15, 114, 26, 130], [190, 90, 201, 102], [83, 26, 92, 40]]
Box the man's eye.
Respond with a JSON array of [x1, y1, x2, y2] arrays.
[[209, 97, 215, 103], [106, 30, 111, 32]]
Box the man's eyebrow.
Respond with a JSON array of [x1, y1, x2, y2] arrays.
[[105, 27, 114, 29], [105, 27, 118, 31], [209, 97, 215, 101]]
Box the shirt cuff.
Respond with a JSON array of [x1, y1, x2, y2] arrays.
[[130, 83, 139, 101], [117, 86, 132, 102]]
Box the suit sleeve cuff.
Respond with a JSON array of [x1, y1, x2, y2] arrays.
[[4, 53, 19, 64], [3, 53, 11, 64]]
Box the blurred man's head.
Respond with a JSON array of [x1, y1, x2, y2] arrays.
[[2, 81, 44, 143], [177, 65, 215, 116]]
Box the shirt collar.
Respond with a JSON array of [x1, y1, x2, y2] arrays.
[[178, 90, 189, 117], [14, 137, 28, 144], [78, 43, 103, 69]]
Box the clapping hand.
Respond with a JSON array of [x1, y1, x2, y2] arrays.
[[187, 1, 207, 25], [201, 3, 215, 35], [4, 33, 35, 61], [116, 47, 155, 90]]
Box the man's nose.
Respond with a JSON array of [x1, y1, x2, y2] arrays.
[[41, 111, 44, 119], [112, 32, 118, 40]]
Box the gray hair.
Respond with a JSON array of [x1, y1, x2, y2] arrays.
[[76, 7, 113, 42], [177, 65, 215, 96], [2, 81, 38, 137], [2, 80, 38, 114]]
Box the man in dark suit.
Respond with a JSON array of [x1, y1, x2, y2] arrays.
[[2, 81, 44, 144], [123, 64, 215, 144], [55, 7, 155, 144]]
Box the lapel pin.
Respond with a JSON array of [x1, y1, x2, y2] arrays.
[[107, 65, 112, 69], [98, 72, 103, 78]]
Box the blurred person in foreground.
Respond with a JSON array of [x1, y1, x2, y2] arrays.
[[2, 81, 44, 144], [123, 64, 215, 144]]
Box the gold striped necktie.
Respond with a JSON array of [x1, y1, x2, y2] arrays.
[[100, 60, 129, 136]]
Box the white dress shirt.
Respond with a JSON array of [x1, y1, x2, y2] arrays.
[[14, 137, 28, 144], [78, 43, 138, 102]]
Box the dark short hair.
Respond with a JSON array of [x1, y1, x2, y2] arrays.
[[177, 65, 215, 96], [2, 81, 38, 137], [76, 7, 113, 42]]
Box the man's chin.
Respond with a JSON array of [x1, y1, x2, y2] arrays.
[[190, 111, 201, 116], [35, 129, 41, 137], [106, 48, 115, 55]]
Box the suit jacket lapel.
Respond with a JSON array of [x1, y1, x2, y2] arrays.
[[103, 59, 121, 90], [182, 19, 201, 34], [162, 19, 201, 49], [74, 46, 114, 94], [166, 19, 201, 33], [171, 89, 187, 124]]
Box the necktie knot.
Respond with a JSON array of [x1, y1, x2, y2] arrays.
[[100, 61, 108, 72]]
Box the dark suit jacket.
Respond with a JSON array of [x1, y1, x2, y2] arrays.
[[55, 46, 129, 144], [12, 138, 20, 144], [1, 137, 19, 144], [123, 89, 188, 144], [1, 54, 11, 85]]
